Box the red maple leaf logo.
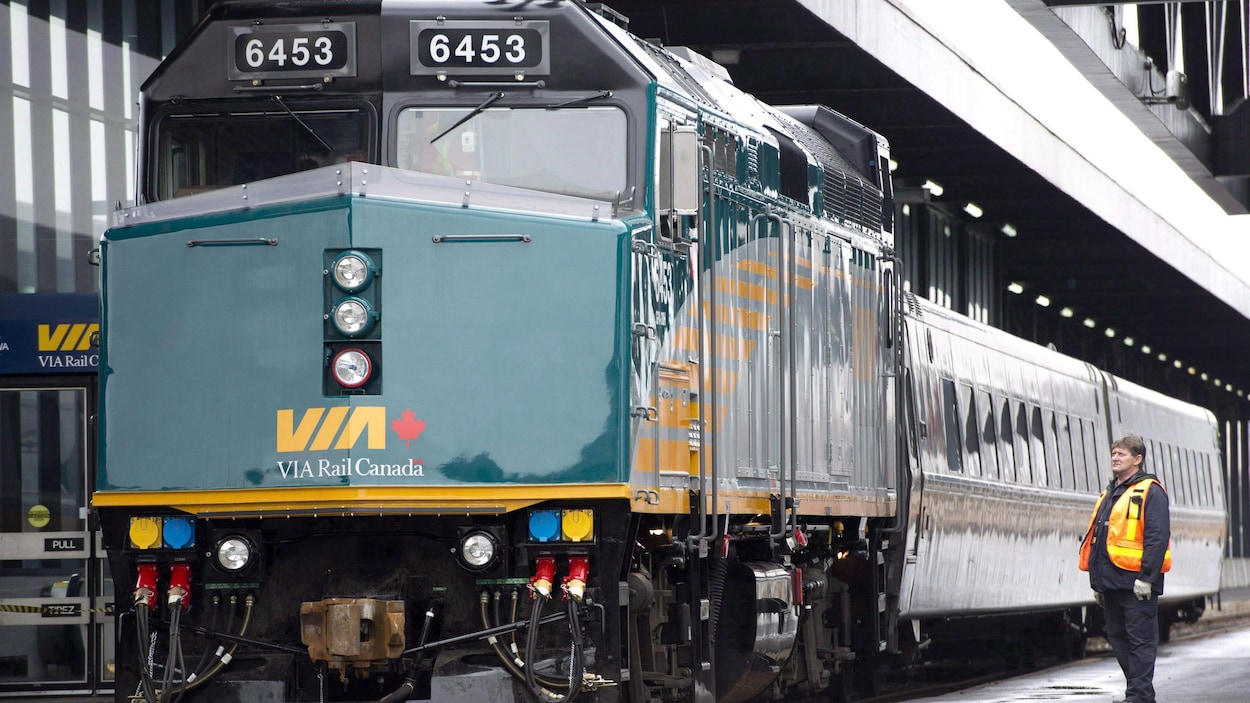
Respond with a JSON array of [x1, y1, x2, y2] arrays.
[[391, 409, 426, 449]]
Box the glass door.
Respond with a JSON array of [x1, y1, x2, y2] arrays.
[[0, 383, 110, 694]]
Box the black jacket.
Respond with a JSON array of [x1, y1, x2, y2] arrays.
[[1088, 470, 1171, 594]]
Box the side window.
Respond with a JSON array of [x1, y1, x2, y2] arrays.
[[978, 390, 998, 479], [1082, 419, 1101, 492], [1043, 409, 1063, 488], [1016, 402, 1033, 484], [1031, 406, 1049, 487], [1147, 439, 1162, 488], [960, 383, 982, 476], [1177, 445, 1192, 506], [903, 369, 919, 462], [999, 398, 1017, 482], [942, 379, 963, 472], [1059, 414, 1080, 492]]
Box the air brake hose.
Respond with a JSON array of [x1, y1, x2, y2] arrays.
[[378, 603, 439, 703], [482, 591, 570, 692], [564, 596, 585, 702]]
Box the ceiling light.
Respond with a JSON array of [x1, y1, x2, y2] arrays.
[[1123, 337, 1134, 346], [1059, 307, 1073, 318], [1157, 353, 1167, 361], [922, 179, 944, 197], [1001, 223, 1017, 237], [1083, 318, 1096, 329], [1141, 345, 1151, 354], [888, 159, 899, 173], [1188, 367, 1196, 375], [1035, 295, 1050, 307], [1201, 373, 1209, 381], [964, 202, 983, 218], [1007, 282, 1025, 294], [1227, 383, 1234, 392], [1173, 360, 1182, 368], [1104, 328, 1115, 338], [1215, 378, 1222, 386]]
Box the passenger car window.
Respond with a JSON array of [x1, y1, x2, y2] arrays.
[[998, 398, 1017, 482], [960, 383, 982, 476], [942, 380, 962, 472]]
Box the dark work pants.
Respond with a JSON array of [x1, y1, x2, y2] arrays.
[[1102, 589, 1158, 703]]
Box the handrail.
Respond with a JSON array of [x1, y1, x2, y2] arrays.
[[750, 207, 787, 550], [689, 142, 717, 548]]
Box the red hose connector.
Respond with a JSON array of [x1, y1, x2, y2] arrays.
[[134, 564, 158, 610], [167, 563, 192, 609], [530, 557, 556, 599], [563, 556, 590, 602]]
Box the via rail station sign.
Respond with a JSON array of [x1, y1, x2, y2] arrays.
[[0, 293, 99, 375]]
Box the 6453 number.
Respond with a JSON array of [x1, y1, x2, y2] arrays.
[[230, 26, 354, 79]]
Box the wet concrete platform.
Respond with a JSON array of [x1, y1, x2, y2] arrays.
[[904, 625, 1250, 702]]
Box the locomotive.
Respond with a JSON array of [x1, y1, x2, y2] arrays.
[[95, 1, 1226, 702]]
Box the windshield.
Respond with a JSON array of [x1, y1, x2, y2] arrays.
[[152, 106, 371, 201], [395, 106, 627, 201]]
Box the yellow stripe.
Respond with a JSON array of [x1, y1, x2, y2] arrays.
[[93, 484, 635, 516], [716, 277, 777, 305], [626, 486, 896, 518], [311, 407, 349, 451], [672, 327, 758, 360], [61, 324, 86, 352], [705, 302, 769, 331]]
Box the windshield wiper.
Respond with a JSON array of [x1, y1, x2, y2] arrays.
[[430, 91, 505, 145], [270, 95, 333, 152], [547, 90, 613, 109]]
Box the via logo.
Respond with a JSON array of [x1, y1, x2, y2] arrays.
[[276, 407, 387, 452]]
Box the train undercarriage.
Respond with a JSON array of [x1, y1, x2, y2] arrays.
[[102, 501, 915, 703]]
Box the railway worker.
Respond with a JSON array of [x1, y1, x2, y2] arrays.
[[1079, 435, 1171, 703]]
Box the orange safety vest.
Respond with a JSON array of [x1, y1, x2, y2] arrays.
[[1079, 478, 1172, 573]]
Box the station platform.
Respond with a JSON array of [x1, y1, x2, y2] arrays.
[[905, 614, 1250, 702]]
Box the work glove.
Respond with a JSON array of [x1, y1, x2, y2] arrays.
[[1093, 591, 1104, 607], [1133, 579, 1152, 601]]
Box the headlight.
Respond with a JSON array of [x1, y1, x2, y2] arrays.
[[215, 536, 254, 572], [330, 251, 376, 292], [457, 530, 500, 571], [332, 348, 373, 388], [330, 297, 377, 337]]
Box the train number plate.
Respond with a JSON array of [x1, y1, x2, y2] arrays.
[[228, 23, 357, 80], [409, 20, 550, 76]]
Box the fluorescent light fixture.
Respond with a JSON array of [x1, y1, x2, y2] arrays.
[[1141, 345, 1151, 354], [1007, 282, 1025, 294], [1059, 307, 1073, 318], [1035, 294, 1050, 307], [1083, 318, 1096, 328], [921, 179, 944, 197], [1188, 367, 1196, 375], [888, 158, 899, 173], [1001, 223, 1017, 237], [1173, 360, 1182, 368], [1157, 353, 1167, 361], [1227, 383, 1234, 392], [1239, 390, 1245, 397], [1214, 378, 1222, 386], [1123, 337, 1134, 346], [1201, 373, 1209, 381], [963, 202, 983, 218], [1104, 328, 1115, 338]]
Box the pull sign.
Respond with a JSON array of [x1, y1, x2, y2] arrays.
[[45, 537, 85, 553]]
